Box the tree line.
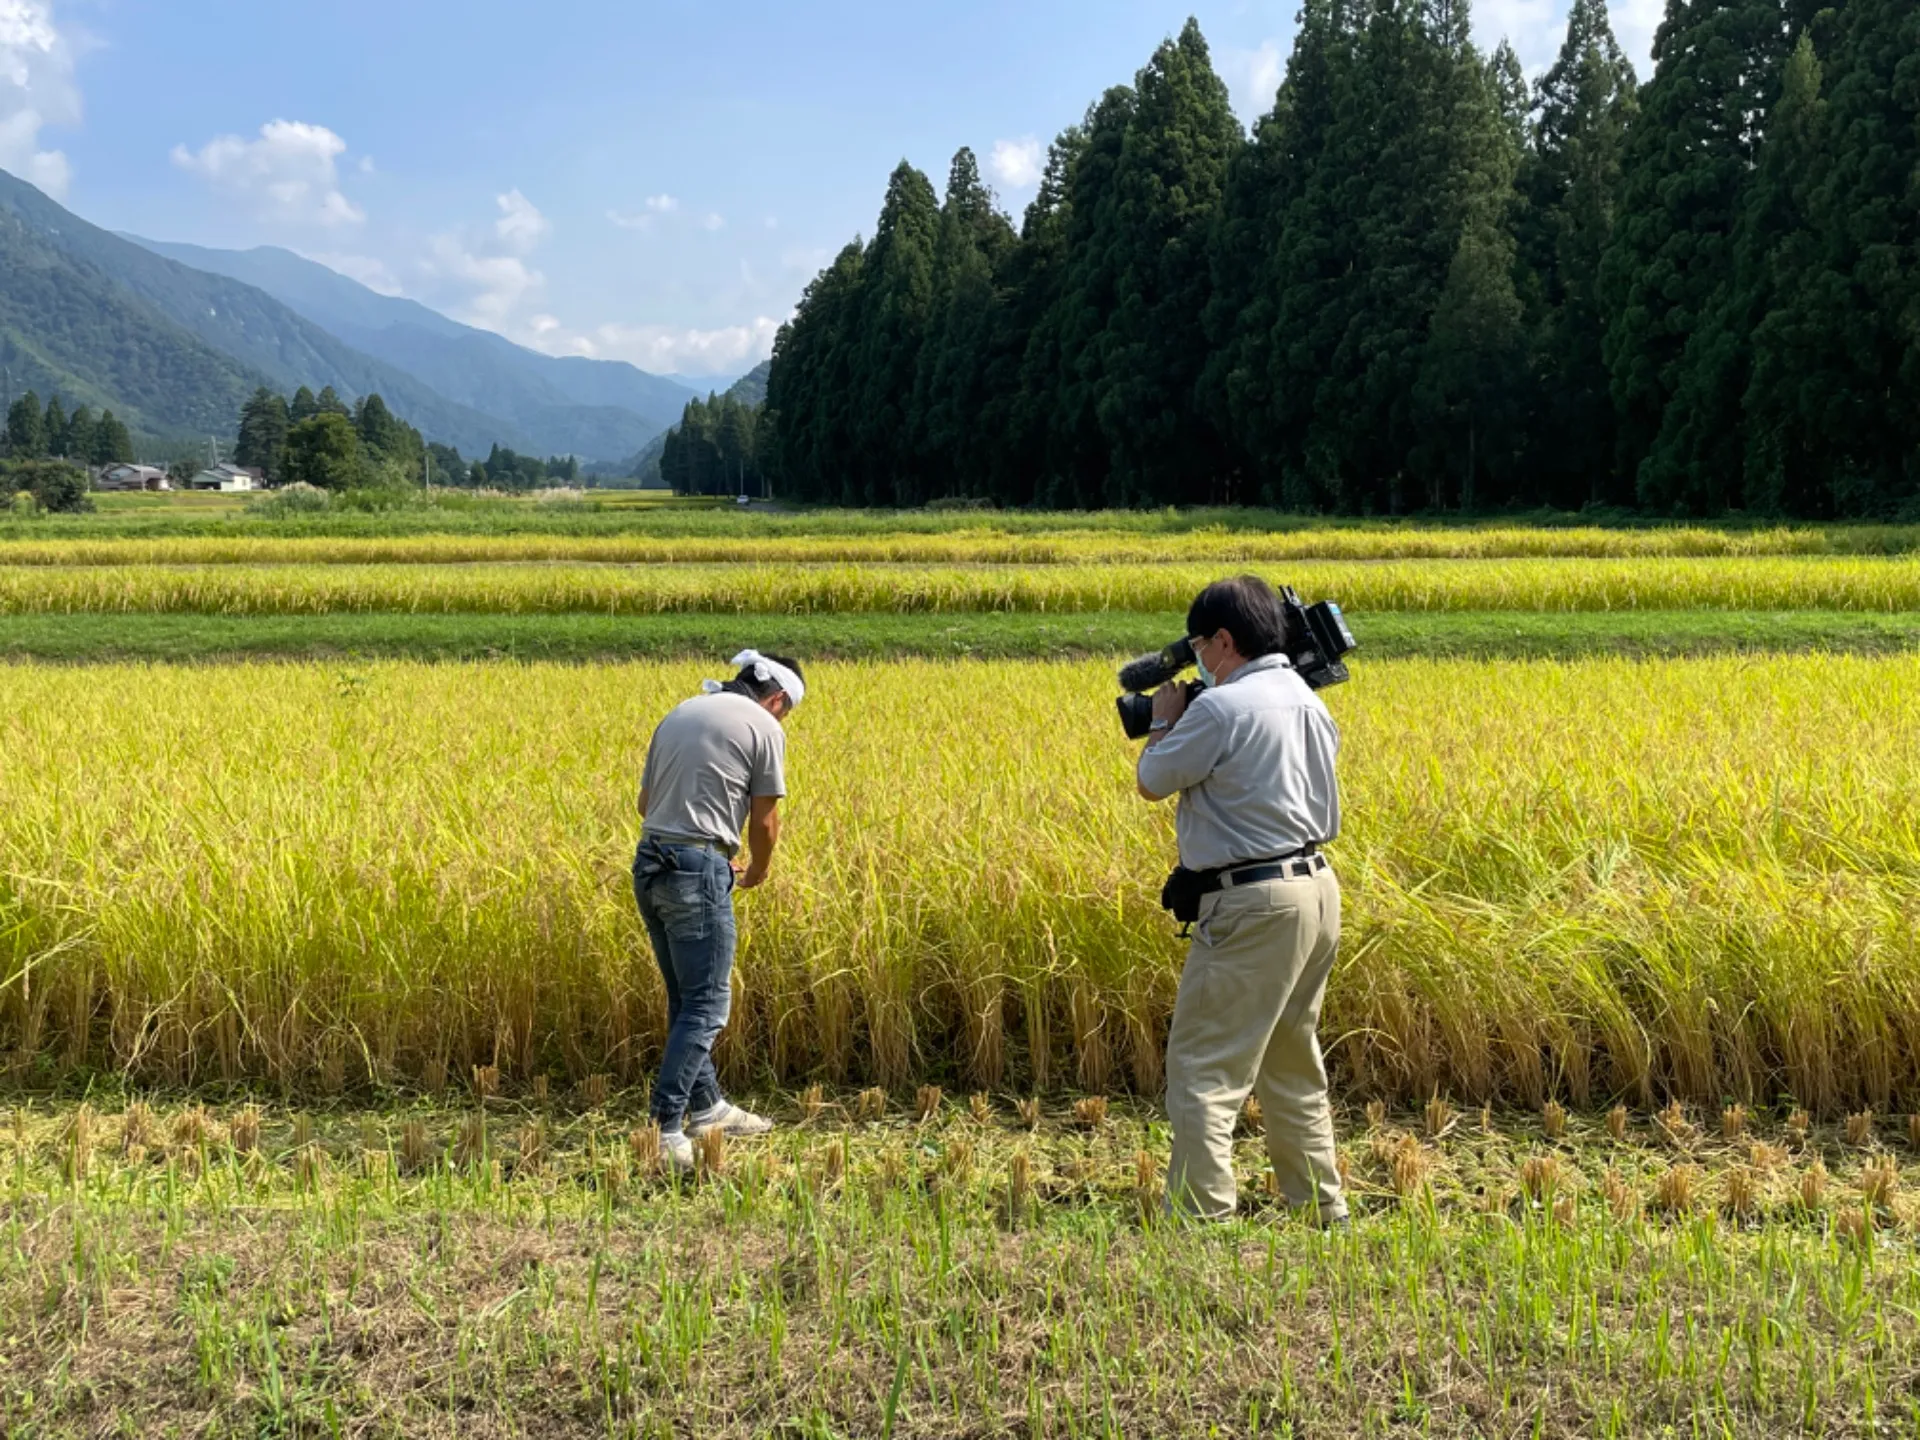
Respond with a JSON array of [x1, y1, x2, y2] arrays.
[[3, 391, 136, 467], [234, 386, 578, 491], [660, 390, 765, 497], [765, 0, 1917, 518]]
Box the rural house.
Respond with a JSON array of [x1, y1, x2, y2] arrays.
[[187, 463, 262, 492], [93, 463, 170, 492]]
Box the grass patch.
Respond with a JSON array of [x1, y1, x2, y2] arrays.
[[3, 609, 1920, 664], [1, 1092, 1914, 1437]]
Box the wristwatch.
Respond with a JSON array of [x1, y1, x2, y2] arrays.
[[1148, 718, 1172, 733]]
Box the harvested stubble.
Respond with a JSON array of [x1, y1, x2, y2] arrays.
[[1, 656, 1918, 1109], [5, 556, 1920, 617], [8, 523, 1920, 569]]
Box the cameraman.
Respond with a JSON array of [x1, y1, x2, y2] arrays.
[[1136, 577, 1346, 1224], [634, 649, 803, 1172]]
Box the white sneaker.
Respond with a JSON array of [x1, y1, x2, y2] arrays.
[[685, 1101, 774, 1138], [658, 1129, 695, 1172]]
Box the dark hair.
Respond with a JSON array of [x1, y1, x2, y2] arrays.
[[1186, 576, 1288, 659], [731, 653, 805, 703]]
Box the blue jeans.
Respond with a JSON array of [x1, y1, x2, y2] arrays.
[[632, 839, 736, 1127]]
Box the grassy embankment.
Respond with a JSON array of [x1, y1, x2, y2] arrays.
[[2, 1092, 1915, 1436]]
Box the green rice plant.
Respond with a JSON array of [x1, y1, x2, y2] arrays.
[[3, 556, 1920, 616], [0, 655, 1916, 1107]]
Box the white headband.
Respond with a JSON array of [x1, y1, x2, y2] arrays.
[[701, 648, 804, 708]]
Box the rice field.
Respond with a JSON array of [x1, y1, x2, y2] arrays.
[[6, 555, 1920, 615], [4, 655, 1917, 1113], [6, 522, 1920, 566]]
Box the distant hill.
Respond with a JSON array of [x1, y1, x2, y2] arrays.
[[131, 239, 697, 461], [0, 171, 534, 456], [623, 360, 772, 482]]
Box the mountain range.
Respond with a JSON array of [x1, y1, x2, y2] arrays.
[[0, 167, 716, 462]]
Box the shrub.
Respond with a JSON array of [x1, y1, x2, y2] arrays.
[[3, 460, 94, 514], [246, 483, 333, 518]]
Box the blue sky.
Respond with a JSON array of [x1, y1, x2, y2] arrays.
[[1, 0, 1660, 381]]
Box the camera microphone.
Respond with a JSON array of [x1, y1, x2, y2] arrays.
[[1116, 638, 1196, 695]]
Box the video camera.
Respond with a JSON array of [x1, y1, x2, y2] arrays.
[[1115, 587, 1356, 740]]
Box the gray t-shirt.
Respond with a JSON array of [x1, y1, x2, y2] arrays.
[[1135, 653, 1341, 871], [640, 690, 787, 853]]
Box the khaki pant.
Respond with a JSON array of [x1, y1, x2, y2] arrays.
[[1165, 866, 1344, 1221]]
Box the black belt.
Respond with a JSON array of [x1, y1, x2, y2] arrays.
[[1204, 847, 1327, 894]]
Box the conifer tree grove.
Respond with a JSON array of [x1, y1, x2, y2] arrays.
[[764, 8, 1920, 519]]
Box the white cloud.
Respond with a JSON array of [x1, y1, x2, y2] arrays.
[[0, 0, 80, 199], [172, 119, 364, 227], [988, 136, 1044, 192], [425, 231, 544, 326], [701, 211, 725, 232], [522, 316, 780, 375], [493, 188, 548, 253], [1218, 41, 1284, 127], [307, 251, 403, 296], [357, 155, 376, 174], [646, 193, 678, 213], [607, 208, 652, 231], [529, 314, 561, 335], [1606, 0, 1661, 79], [608, 194, 684, 232]]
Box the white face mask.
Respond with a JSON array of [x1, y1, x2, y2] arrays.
[[1194, 637, 1217, 688]]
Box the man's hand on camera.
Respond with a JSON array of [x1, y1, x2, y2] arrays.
[[1150, 681, 1190, 730]]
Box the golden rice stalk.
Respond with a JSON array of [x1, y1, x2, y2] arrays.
[[1786, 1109, 1811, 1146], [581, 1073, 611, 1109], [120, 1101, 155, 1158], [1542, 1100, 1567, 1139], [1335, 1151, 1353, 1192], [1007, 1151, 1033, 1225], [629, 1121, 662, 1179], [1845, 1110, 1874, 1147], [1264, 1166, 1282, 1199], [1389, 1138, 1429, 1199], [471, 1065, 499, 1102], [1722, 1103, 1748, 1141], [1015, 1098, 1040, 1130], [58, 1105, 93, 1185], [1072, 1096, 1108, 1129], [695, 1127, 727, 1180], [172, 1106, 210, 1151], [856, 1087, 887, 1123], [1243, 1096, 1264, 1132], [1368, 1130, 1402, 1166], [1606, 1105, 1628, 1142], [943, 1138, 974, 1188], [293, 1143, 325, 1190], [517, 1118, 548, 1174], [1601, 1169, 1638, 1222], [455, 1114, 487, 1170], [228, 1106, 261, 1158], [1480, 1105, 1495, 1134], [290, 1113, 314, 1150], [358, 1120, 389, 1181], [531, 1075, 550, 1105], [1909, 1113, 1920, 1149], [1858, 1159, 1899, 1210], [822, 1135, 847, 1190], [1655, 1100, 1694, 1147], [1652, 1165, 1698, 1215], [1134, 1149, 1159, 1222], [799, 1083, 825, 1122], [914, 1085, 943, 1123], [1723, 1167, 1759, 1220], [969, 1092, 992, 1124], [421, 1055, 447, 1096], [1424, 1095, 1454, 1139], [400, 1119, 429, 1174], [1552, 1193, 1578, 1230], [1364, 1100, 1387, 1130], [1834, 1203, 1873, 1248], [1747, 1141, 1787, 1173], [1519, 1153, 1563, 1203], [1798, 1161, 1828, 1211]]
